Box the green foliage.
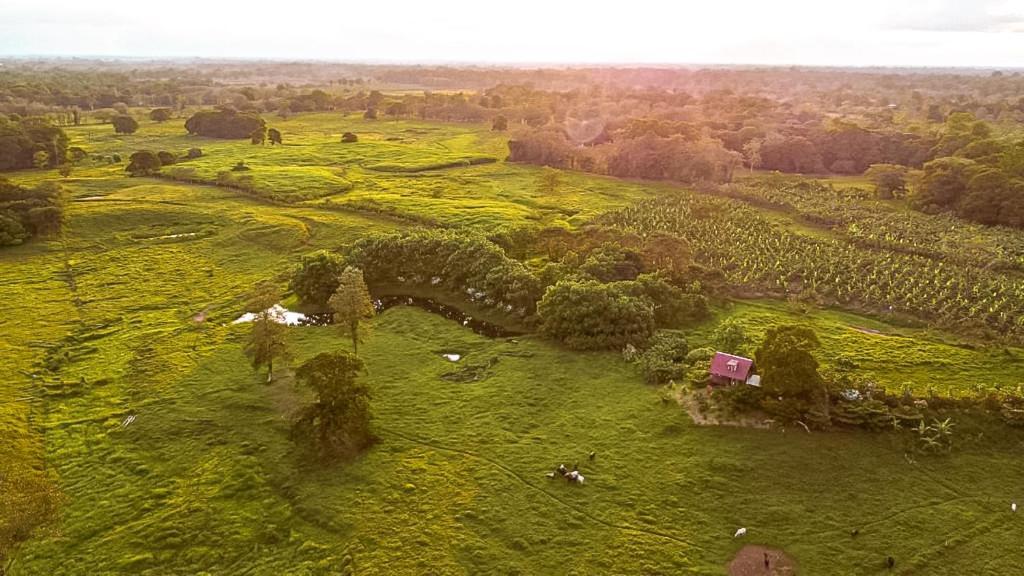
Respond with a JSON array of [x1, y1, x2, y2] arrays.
[[250, 126, 267, 145], [293, 352, 374, 460], [0, 179, 65, 245], [711, 318, 748, 355], [111, 115, 139, 134], [185, 109, 265, 139], [636, 330, 689, 384], [243, 281, 289, 382], [863, 163, 908, 199], [328, 267, 375, 355], [578, 242, 644, 282], [125, 150, 161, 176], [156, 151, 177, 166], [537, 280, 655, 350], [290, 250, 347, 307], [755, 324, 822, 401], [600, 190, 1024, 340], [149, 108, 173, 122], [0, 116, 68, 170], [536, 166, 561, 194], [348, 229, 542, 318]]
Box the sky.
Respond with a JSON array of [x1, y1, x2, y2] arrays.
[[1, 0, 1023, 68]]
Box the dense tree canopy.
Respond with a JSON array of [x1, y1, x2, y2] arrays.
[[0, 179, 65, 246], [111, 115, 139, 134], [293, 352, 374, 460], [184, 109, 266, 139], [537, 280, 655, 350], [0, 117, 68, 171], [290, 250, 347, 308]]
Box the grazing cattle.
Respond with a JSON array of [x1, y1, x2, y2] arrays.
[[734, 527, 747, 538]]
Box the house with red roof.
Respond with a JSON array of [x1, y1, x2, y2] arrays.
[[709, 352, 759, 386]]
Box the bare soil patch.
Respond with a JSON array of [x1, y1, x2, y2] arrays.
[[728, 545, 797, 576]]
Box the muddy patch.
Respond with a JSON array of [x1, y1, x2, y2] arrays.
[[728, 545, 796, 576]]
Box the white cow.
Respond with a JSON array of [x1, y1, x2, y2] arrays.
[[734, 527, 747, 538]]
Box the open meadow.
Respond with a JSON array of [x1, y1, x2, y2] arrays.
[[3, 110, 1024, 575]]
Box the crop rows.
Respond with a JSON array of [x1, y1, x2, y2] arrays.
[[599, 193, 1024, 338], [727, 178, 1024, 271]]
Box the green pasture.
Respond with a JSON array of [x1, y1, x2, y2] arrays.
[[3, 113, 1024, 574]]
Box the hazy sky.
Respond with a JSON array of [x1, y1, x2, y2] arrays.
[[2, 0, 1023, 67]]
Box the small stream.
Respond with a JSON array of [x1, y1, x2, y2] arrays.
[[374, 295, 521, 338]]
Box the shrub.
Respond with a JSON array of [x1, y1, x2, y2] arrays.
[[156, 151, 177, 166], [184, 109, 265, 139], [637, 330, 689, 384], [149, 108, 173, 122], [185, 147, 203, 159], [125, 151, 161, 177], [290, 251, 347, 307], [112, 115, 139, 134], [0, 179, 65, 246], [341, 132, 358, 143], [537, 280, 655, 350], [0, 116, 68, 170]]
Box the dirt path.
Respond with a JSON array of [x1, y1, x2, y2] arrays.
[[728, 545, 796, 576]]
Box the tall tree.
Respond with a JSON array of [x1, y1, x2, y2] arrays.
[[742, 138, 762, 175], [293, 351, 374, 460], [328, 267, 375, 355], [250, 126, 267, 145], [755, 325, 822, 400], [244, 281, 289, 382]]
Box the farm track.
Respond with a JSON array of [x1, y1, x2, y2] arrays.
[[380, 426, 709, 552]]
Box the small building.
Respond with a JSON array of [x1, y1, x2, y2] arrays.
[[709, 352, 757, 386]]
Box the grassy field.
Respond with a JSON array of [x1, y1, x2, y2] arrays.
[[3, 113, 1024, 574]]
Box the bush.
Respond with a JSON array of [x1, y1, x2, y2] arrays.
[[184, 109, 265, 139], [112, 115, 139, 134], [0, 179, 65, 246], [637, 330, 689, 384], [292, 352, 375, 460], [0, 116, 68, 170], [290, 251, 347, 307], [125, 151, 161, 176], [186, 147, 203, 159], [347, 229, 542, 318], [156, 151, 177, 166], [537, 280, 655, 350], [149, 108, 173, 122], [341, 132, 358, 143]]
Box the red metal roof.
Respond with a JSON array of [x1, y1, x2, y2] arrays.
[[709, 352, 753, 381]]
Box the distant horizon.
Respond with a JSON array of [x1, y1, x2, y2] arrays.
[[2, 54, 1022, 74], [3, 0, 1023, 68]]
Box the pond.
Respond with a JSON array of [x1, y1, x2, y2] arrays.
[[232, 297, 521, 337], [232, 304, 332, 326]]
